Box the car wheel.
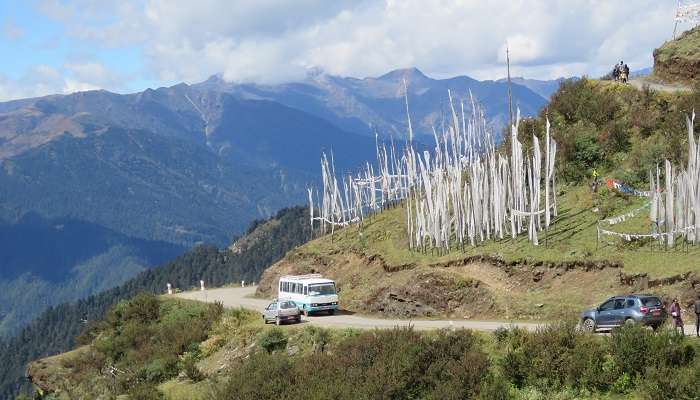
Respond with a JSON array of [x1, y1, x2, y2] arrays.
[[262, 315, 267, 324], [328, 309, 335, 316], [624, 318, 635, 326], [275, 317, 281, 326], [582, 318, 595, 332]]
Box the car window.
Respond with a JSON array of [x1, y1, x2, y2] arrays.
[[267, 303, 276, 310], [280, 301, 297, 309], [599, 300, 615, 311], [614, 299, 626, 310], [641, 297, 661, 307], [626, 299, 635, 308]]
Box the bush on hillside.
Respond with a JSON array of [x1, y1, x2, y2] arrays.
[[523, 77, 700, 185], [217, 328, 499, 400], [499, 322, 607, 391], [498, 323, 699, 396], [74, 296, 224, 397], [127, 382, 165, 400], [257, 328, 288, 354]]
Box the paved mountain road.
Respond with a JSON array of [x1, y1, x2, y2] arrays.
[[175, 286, 544, 332], [176, 286, 700, 335]]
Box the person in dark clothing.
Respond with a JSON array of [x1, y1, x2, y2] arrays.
[[623, 63, 630, 83], [670, 298, 684, 336], [612, 64, 620, 81], [694, 294, 700, 337]]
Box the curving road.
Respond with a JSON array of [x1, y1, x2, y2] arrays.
[[176, 286, 700, 335], [175, 286, 545, 332]]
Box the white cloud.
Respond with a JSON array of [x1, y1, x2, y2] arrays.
[[0, 62, 126, 101], [25, 0, 687, 91], [64, 62, 124, 88]]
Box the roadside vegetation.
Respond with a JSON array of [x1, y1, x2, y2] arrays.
[[30, 294, 700, 400]]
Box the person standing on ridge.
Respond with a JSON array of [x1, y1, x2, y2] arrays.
[[694, 294, 700, 337], [623, 62, 630, 83]]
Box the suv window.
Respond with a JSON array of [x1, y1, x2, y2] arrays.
[[267, 302, 276, 310], [599, 300, 615, 311], [626, 299, 635, 308], [614, 299, 626, 310], [280, 301, 297, 309], [640, 297, 661, 307]]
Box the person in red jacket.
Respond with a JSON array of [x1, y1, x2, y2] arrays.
[[670, 298, 684, 336]]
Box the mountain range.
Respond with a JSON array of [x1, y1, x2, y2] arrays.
[[0, 68, 555, 336]]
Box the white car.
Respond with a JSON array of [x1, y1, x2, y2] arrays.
[[262, 299, 302, 325]]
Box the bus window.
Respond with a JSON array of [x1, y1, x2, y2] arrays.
[[308, 283, 336, 296], [303, 285, 307, 295]]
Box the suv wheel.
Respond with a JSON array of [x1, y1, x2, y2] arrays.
[[582, 318, 595, 332], [624, 318, 635, 326], [275, 317, 281, 326]]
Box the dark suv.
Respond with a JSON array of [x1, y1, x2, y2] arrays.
[[580, 295, 667, 332]]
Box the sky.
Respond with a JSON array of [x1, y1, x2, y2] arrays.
[[0, 0, 688, 101]]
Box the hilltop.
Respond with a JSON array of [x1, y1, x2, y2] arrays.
[[653, 26, 700, 83]]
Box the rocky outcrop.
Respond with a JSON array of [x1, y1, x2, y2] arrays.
[[653, 26, 700, 83]]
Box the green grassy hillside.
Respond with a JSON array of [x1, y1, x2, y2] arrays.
[[258, 78, 700, 321], [653, 26, 700, 83], [302, 186, 699, 278], [258, 185, 699, 322]]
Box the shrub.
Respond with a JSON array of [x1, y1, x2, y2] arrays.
[[609, 324, 695, 378], [217, 353, 294, 400], [476, 376, 513, 400], [216, 328, 493, 400], [127, 382, 164, 400], [139, 357, 179, 383], [180, 353, 205, 382], [636, 364, 700, 400], [115, 293, 161, 325], [299, 325, 330, 353], [500, 322, 608, 392], [493, 326, 510, 343], [257, 328, 288, 353]]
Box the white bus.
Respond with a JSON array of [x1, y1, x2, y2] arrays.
[[278, 274, 339, 315]]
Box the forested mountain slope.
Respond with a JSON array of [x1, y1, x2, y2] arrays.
[[0, 206, 310, 400]]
